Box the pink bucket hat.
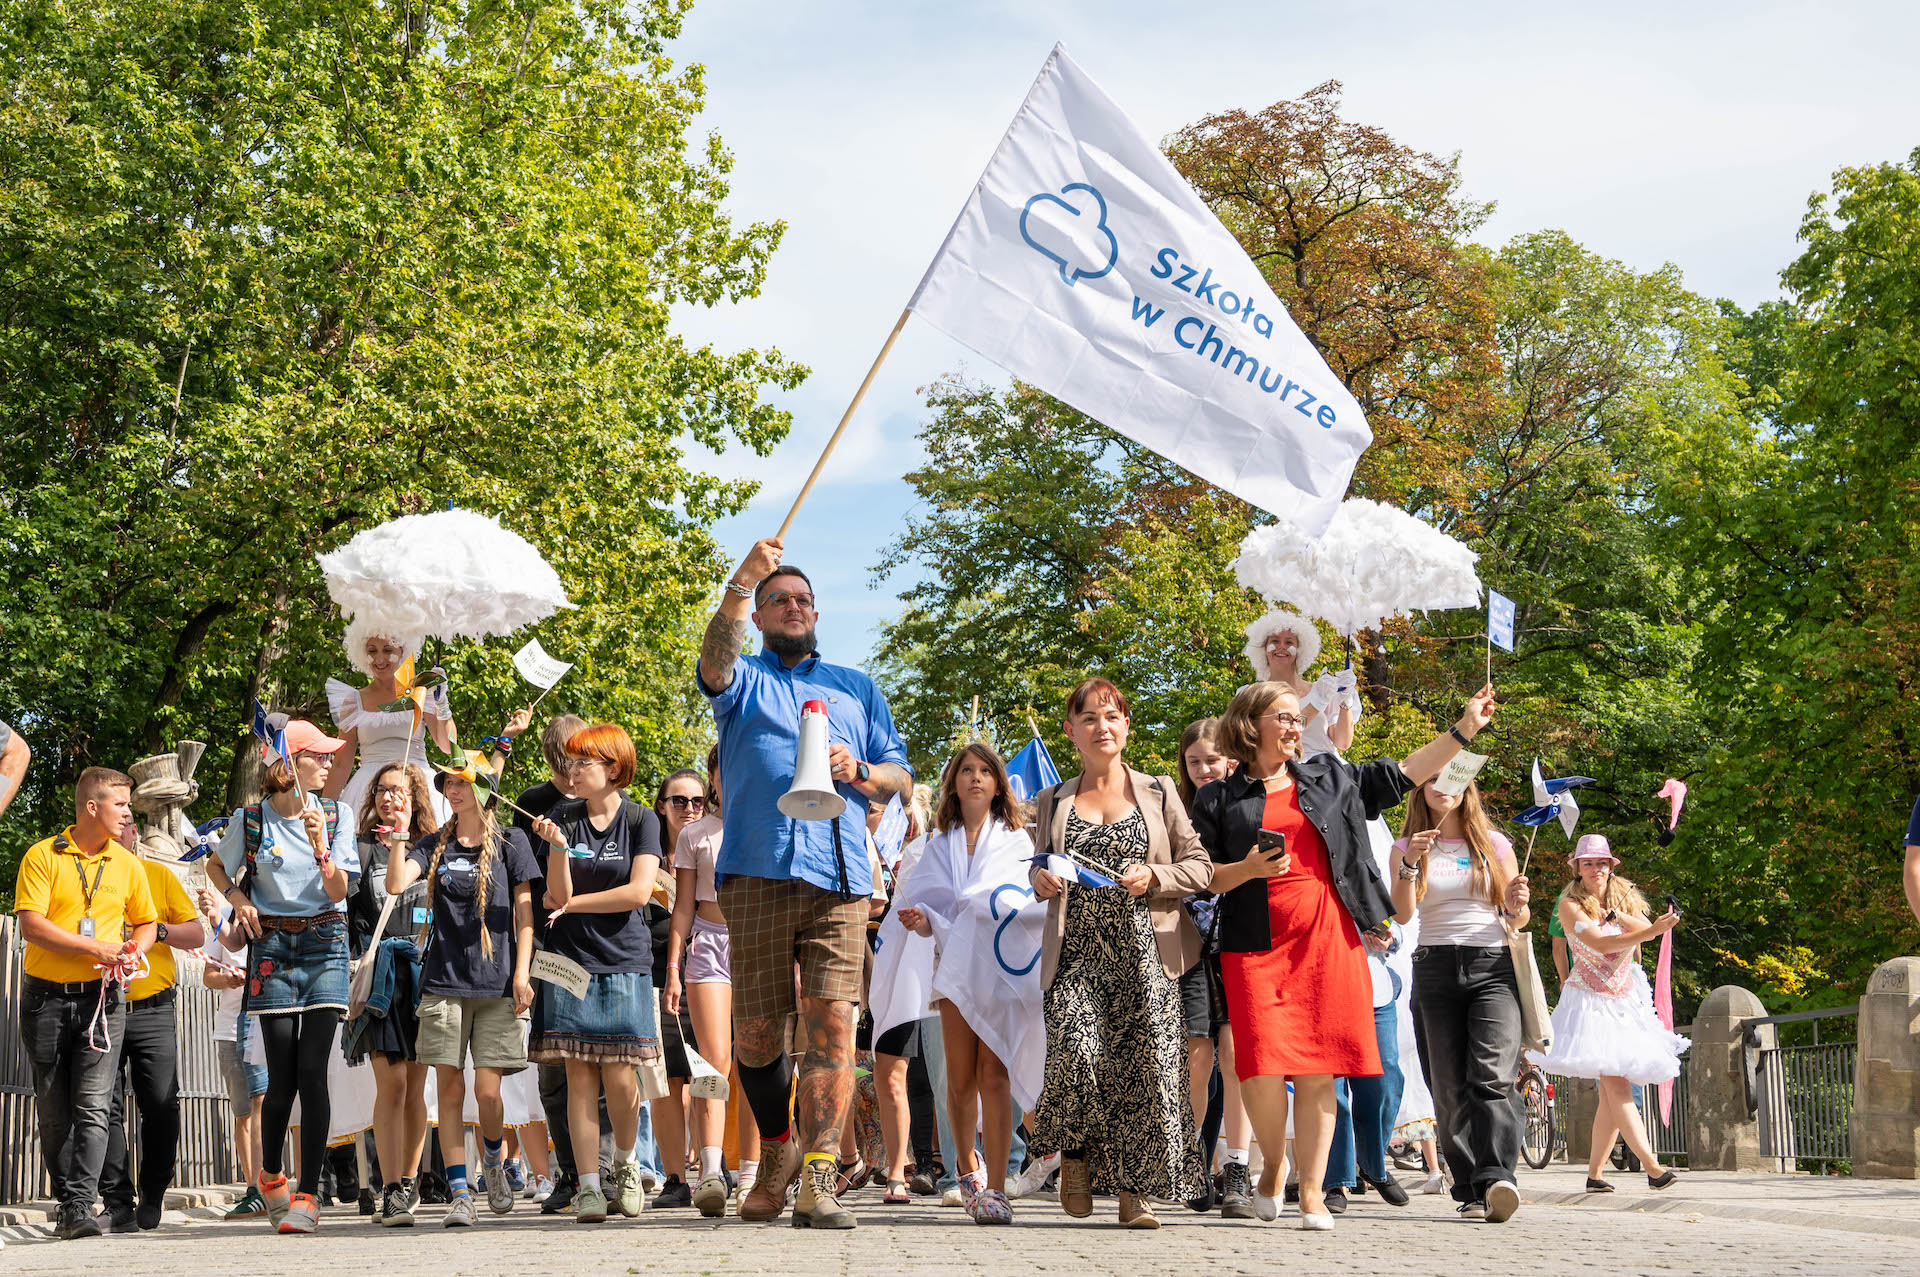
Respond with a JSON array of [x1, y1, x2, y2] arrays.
[[1571, 833, 1619, 864]]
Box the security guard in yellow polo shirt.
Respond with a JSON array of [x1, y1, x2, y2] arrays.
[[13, 767, 158, 1241], [98, 811, 205, 1232]]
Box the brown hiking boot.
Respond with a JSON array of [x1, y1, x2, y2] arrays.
[[737, 1138, 800, 1223], [791, 1155, 856, 1230], [1058, 1155, 1093, 1218]]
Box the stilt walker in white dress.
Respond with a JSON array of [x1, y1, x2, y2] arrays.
[[325, 618, 458, 825], [1526, 835, 1688, 1193]]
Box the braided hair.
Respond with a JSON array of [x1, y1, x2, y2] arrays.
[[418, 789, 502, 961]]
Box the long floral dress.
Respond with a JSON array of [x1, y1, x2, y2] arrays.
[[1028, 808, 1205, 1200]]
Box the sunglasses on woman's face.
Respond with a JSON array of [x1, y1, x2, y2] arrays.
[[665, 795, 706, 811]]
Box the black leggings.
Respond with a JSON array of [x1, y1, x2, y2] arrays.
[[258, 1009, 341, 1195]]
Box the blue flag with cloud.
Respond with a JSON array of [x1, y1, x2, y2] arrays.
[[1006, 735, 1062, 804]]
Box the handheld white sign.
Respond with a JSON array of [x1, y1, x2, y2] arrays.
[[512, 638, 573, 690], [529, 950, 590, 1000], [1432, 751, 1490, 797]]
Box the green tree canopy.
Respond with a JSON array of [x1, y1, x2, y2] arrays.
[[0, 0, 799, 886]]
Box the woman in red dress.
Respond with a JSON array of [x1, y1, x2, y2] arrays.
[[1192, 678, 1496, 1230]]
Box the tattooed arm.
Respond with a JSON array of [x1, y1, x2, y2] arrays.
[[698, 537, 783, 695]]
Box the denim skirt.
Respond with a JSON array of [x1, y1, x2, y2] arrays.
[[529, 969, 659, 1067], [246, 913, 350, 1015]]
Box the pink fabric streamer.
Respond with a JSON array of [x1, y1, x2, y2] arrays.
[[1656, 778, 1687, 831], [1655, 928, 1676, 1124]]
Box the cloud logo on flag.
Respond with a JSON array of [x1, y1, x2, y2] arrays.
[[1020, 182, 1118, 287]]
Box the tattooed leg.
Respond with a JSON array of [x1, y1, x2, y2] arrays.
[[795, 997, 857, 1157]]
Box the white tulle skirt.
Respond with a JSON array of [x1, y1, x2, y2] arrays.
[[1526, 966, 1689, 1084]]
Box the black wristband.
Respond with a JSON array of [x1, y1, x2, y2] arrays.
[[1449, 725, 1473, 748]]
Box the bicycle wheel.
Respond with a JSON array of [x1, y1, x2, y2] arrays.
[[1519, 1068, 1553, 1170]]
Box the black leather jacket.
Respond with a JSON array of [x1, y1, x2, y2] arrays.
[[1190, 754, 1412, 952]]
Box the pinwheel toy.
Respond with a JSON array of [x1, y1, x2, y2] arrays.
[[1513, 757, 1596, 873]]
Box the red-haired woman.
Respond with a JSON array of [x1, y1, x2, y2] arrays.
[[1025, 679, 1215, 1229], [528, 724, 662, 1224], [896, 743, 1040, 1225]]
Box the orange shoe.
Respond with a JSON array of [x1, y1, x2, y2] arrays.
[[259, 1172, 292, 1230], [279, 1191, 320, 1233]]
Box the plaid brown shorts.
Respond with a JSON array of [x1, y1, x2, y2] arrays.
[[716, 874, 867, 1024]]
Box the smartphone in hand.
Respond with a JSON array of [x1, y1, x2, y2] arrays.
[[1257, 829, 1286, 856]]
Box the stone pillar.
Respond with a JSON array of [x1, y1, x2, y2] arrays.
[[1687, 984, 1772, 1171], [1560, 1077, 1600, 1164], [1851, 956, 1920, 1178]]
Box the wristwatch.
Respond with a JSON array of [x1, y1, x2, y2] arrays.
[[1448, 725, 1473, 748], [156, 922, 169, 943], [855, 761, 871, 784]]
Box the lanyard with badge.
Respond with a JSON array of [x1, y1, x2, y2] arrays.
[[73, 854, 107, 939]]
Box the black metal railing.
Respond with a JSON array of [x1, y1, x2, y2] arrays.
[[1744, 1006, 1857, 1175]]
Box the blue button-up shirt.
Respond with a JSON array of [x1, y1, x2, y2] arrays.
[[699, 645, 911, 896]]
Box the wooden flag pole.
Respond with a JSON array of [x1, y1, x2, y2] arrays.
[[776, 308, 912, 538], [1521, 824, 1541, 878]]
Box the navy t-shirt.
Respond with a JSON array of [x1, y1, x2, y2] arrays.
[[544, 797, 660, 975], [1907, 793, 1920, 847], [408, 826, 541, 998]]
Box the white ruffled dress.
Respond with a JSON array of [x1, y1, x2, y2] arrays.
[[1526, 925, 1690, 1084], [326, 677, 453, 826]]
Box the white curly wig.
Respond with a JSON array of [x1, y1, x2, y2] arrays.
[[343, 614, 423, 675], [1243, 608, 1323, 681]]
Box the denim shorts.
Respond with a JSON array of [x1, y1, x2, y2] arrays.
[[529, 969, 659, 1067], [245, 914, 350, 1015], [217, 1037, 268, 1106]]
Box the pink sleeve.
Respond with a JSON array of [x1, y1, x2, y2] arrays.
[[1490, 831, 1516, 865]]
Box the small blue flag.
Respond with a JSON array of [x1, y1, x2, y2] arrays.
[[1029, 853, 1116, 890], [872, 794, 909, 869], [1006, 735, 1062, 803], [1488, 590, 1516, 653]]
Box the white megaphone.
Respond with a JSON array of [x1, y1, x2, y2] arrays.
[[778, 699, 846, 821]]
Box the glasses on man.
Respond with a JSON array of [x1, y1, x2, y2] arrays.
[[665, 795, 706, 811], [1260, 712, 1305, 729], [761, 589, 815, 612]]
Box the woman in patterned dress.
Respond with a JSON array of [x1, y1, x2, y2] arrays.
[[1025, 678, 1215, 1229]]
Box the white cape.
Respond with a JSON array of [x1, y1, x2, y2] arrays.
[[910, 820, 1046, 1112], [871, 836, 937, 1042]]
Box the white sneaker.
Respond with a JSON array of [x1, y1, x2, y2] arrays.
[[532, 1175, 553, 1202], [639, 1169, 663, 1194], [1007, 1152, 1060, 1200], [1484, 1181, 1520, 1224], [1421, 1171, 1446, 1195], [1300, 1211, 1334, 1231], [941, 1184, 965, 1207]]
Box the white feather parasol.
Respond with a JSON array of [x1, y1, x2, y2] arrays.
[[318, 508, 574, 644], [1232, 498, 1482, 637]]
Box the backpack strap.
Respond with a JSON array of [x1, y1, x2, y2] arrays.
[[240, 803, 263, 895]]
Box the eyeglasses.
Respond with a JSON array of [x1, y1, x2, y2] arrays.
[[761, 589, 815, 612], [374, 785, 409, 798], [1259, 712, 1305, 729], [558, 757, 603, 773], [665, 795, 706, 811]]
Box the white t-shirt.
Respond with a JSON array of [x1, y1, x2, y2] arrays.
[[209, 930, 249, 1042], [1406, 832, 1515, 948]]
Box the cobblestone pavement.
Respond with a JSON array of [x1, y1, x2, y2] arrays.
[[7, 1168, 1920, 1276]]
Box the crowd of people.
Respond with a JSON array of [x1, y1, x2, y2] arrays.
[[6, 535, 1693, 1241]]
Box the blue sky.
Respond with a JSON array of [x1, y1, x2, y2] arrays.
[[667, 0, 1920, 664]]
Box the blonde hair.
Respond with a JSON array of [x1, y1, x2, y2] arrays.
[[1567, 868, 1649, 924], [1400, 781, 1510, 912], [420, 792, 502, 961]]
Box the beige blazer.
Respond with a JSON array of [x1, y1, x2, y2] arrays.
[[1028, 768, 1215, 989]]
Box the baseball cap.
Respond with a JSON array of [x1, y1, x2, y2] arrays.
[[276, 719, 347, 758]]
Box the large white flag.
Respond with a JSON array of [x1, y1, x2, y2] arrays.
[[909, 44, 1369, 535]]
